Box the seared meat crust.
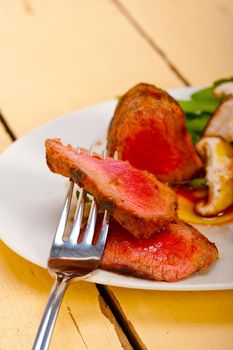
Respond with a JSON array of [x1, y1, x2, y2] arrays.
[[101, 219, 218, 282], [45, 138, 177, 238], [107, 83, 203, 183]]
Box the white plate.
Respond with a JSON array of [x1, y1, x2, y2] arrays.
[[0, 87, 233, 291]]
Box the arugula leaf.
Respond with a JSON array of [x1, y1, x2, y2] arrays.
[[186, 112, 210, 143], [213, 76, 233, 87], [178, 77, 233, 143], [178, 98, 220, 114], [178, 86, 223, 115], [191, 86, 215, 101]]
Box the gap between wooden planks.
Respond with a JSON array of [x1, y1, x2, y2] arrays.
[[0, 0, 184, 138], [0, 238, 134, 350], [115, 0, 233, 85]]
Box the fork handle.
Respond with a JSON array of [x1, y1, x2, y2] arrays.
[[32, 274, 72, 350]]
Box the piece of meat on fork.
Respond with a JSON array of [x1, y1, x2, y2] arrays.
[[45, 138, 177, 239]]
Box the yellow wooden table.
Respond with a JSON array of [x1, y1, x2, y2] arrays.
[[0, 1, 233, 349]]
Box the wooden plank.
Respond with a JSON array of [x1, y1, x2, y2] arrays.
[[1, 2, 232, 349], [0, 0, 182, 138], [119, 0, 233, 85], [0, 241, 130, 350], [108, 286, 233, 350]]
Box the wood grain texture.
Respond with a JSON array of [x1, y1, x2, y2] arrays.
[[118, 0, 233, 85], [0, 241, 128, 350], [1, 1, 233, 349], [0, 0, 183, 138], [108, 286, 233, 350]]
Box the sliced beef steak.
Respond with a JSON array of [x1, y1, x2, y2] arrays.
[[45, 138, 177, 238], [101, 219, 218, 282], [107, 83, 203, 183]]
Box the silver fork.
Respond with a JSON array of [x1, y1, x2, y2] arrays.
[[32, 179, 110, 350]]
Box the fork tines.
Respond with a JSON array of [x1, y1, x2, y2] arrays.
[[52, 180, 109, 251]]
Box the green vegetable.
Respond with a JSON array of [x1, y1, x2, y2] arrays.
[[179, 98, 220, 114], [186, 112, 210, 143], [187, 178, 207, 188], [178, 77, 233, 143], [213, 76, 233, 87]]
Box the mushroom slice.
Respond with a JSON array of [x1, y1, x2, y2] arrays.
[[195, 136, 233, 217], [204, 96, 233, 142], [214, 82, 233, 97]]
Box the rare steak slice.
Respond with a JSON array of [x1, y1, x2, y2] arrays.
[[107, 83, 203, 183], [45, 138, 177, 239], [101, 219, 218, 282]]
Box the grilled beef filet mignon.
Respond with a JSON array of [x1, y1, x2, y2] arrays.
[[107, 83, 203, 183], [46, 138, 177, 238], [101, 219, 218, 282]]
